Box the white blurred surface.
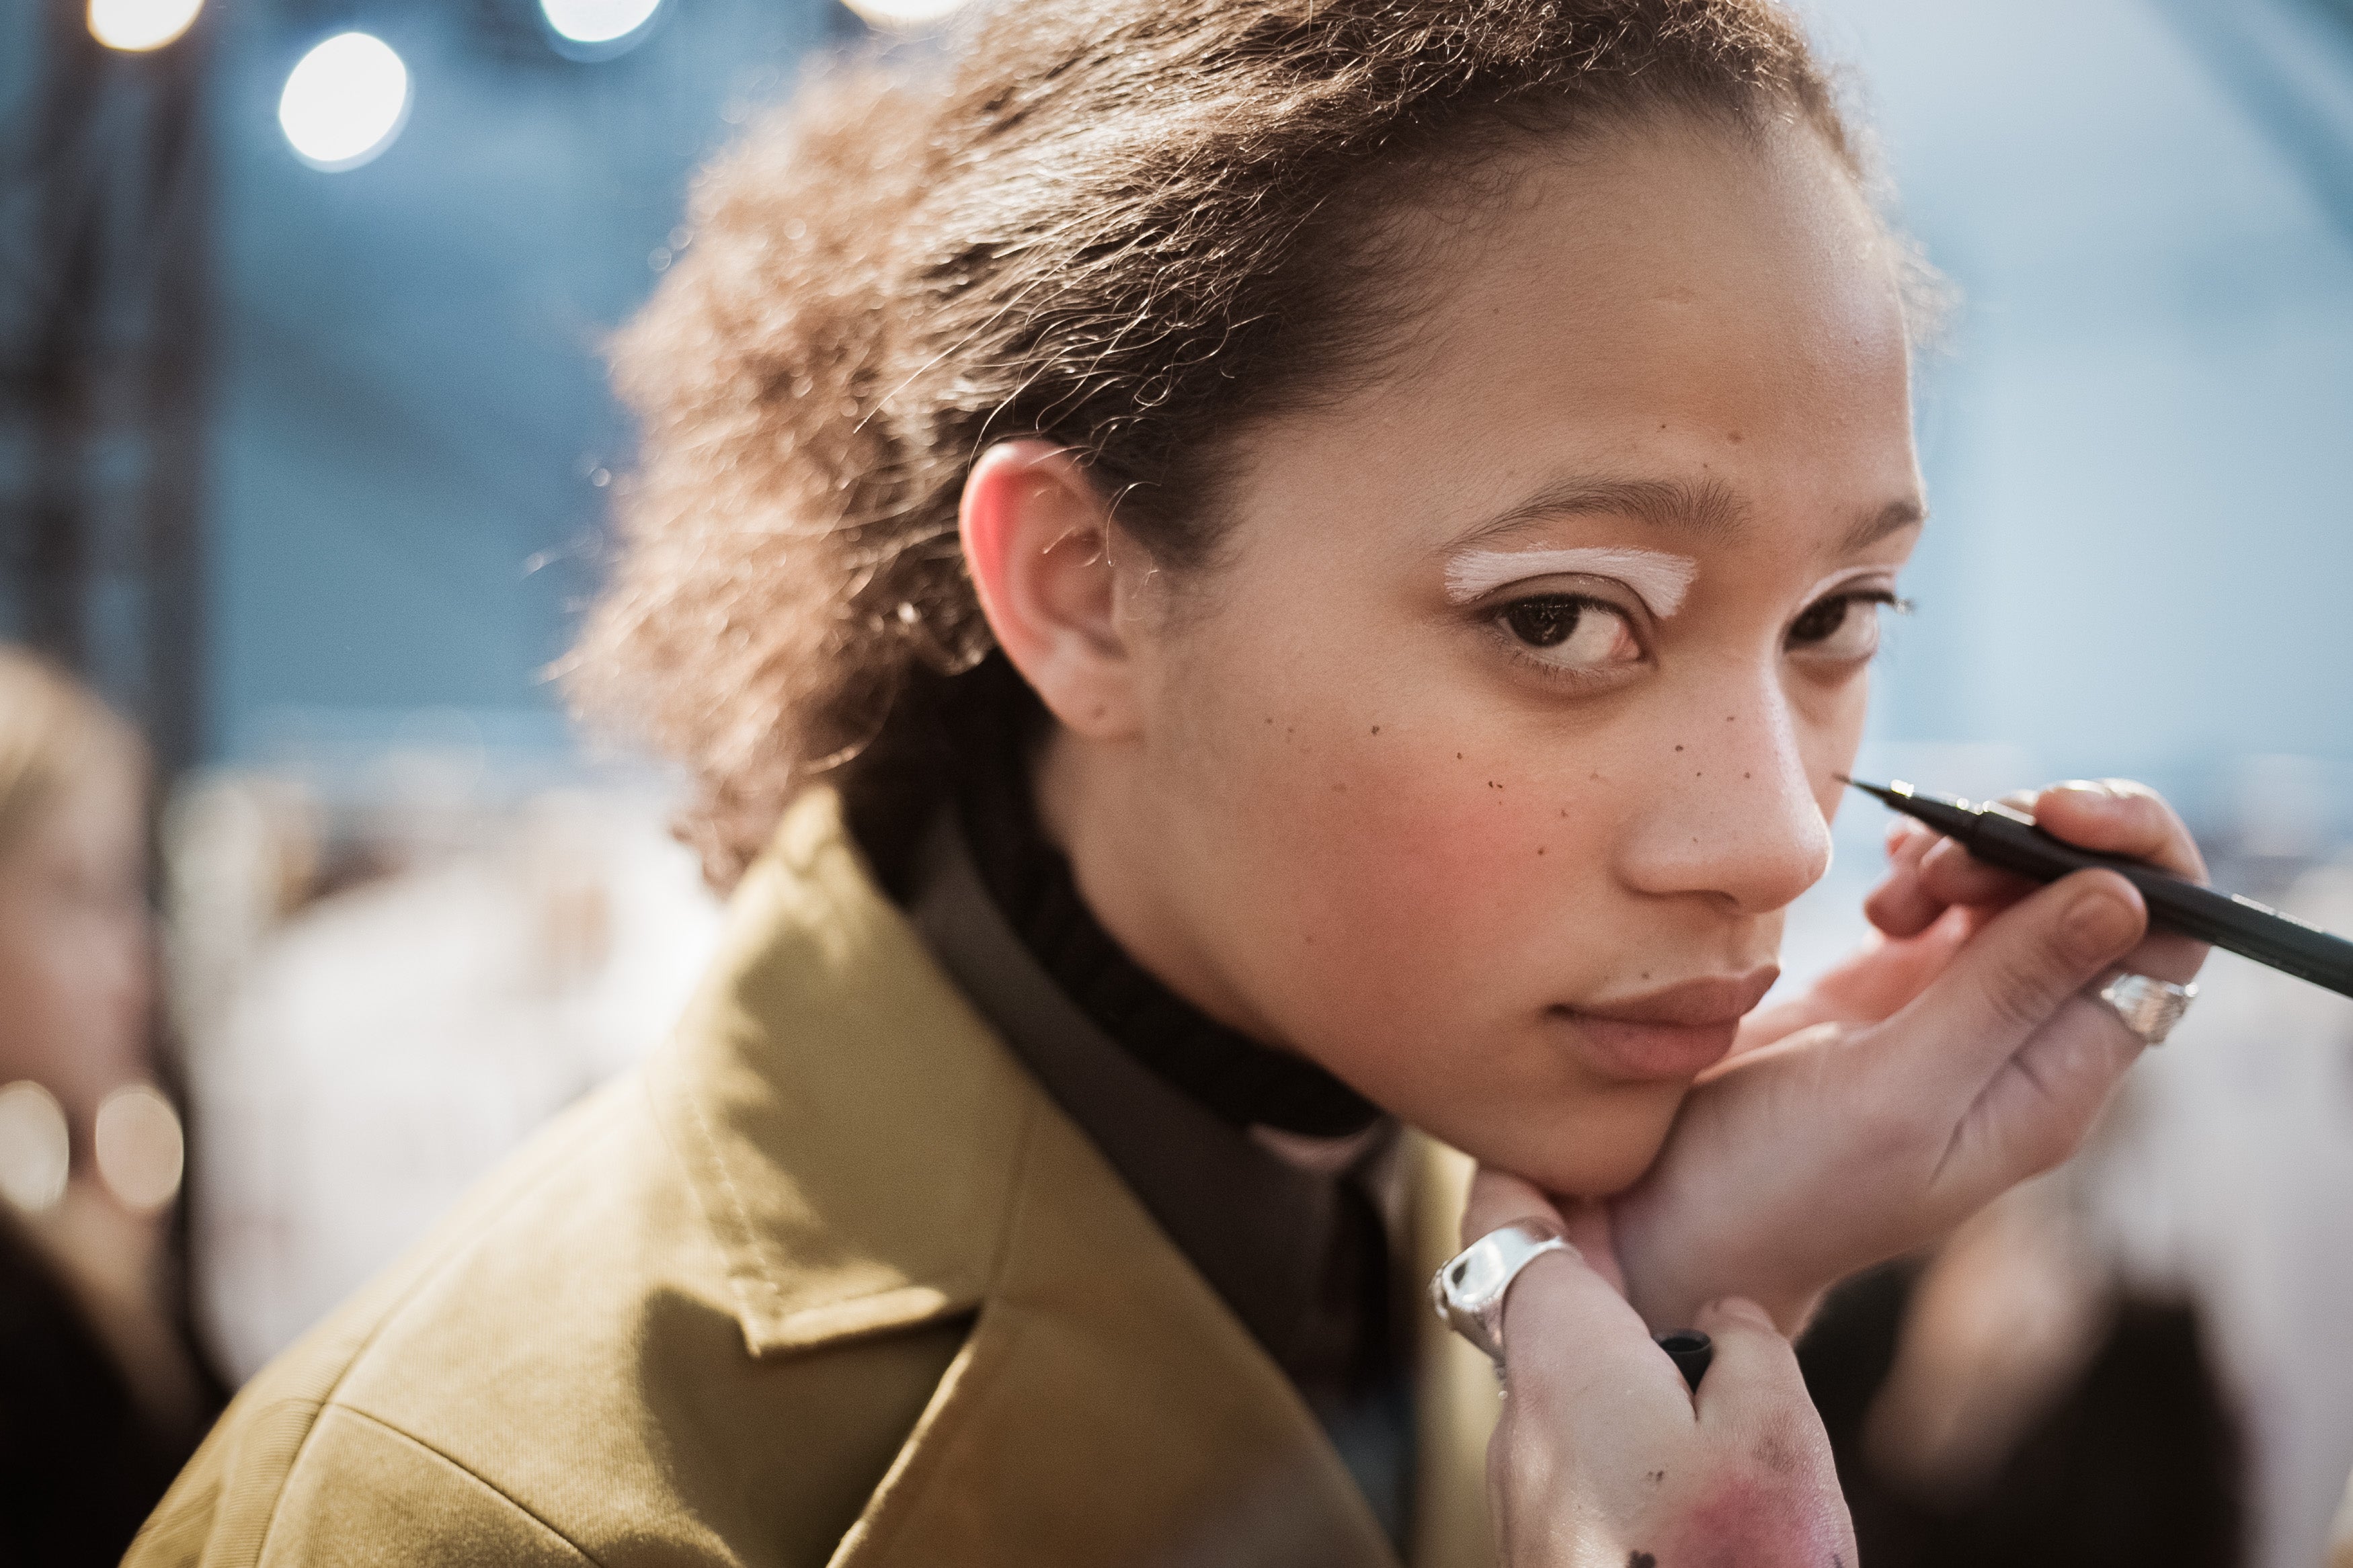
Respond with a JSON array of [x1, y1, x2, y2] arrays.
[[177, 779, 720, 1381], [1780, 743, 2353, 1568]]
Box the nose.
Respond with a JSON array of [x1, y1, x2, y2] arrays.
[[1613, 676, 1832, 916]]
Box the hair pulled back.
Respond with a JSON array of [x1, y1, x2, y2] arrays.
[[573, 0, 1858, 889]]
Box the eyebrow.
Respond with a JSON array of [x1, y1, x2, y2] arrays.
[[1841, 497, 1929, 551], [1446, 473, 1926, 553]]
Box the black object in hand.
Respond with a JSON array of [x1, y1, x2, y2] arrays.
[[1656, 1329, 1713, 1391], [1846, 778, 2353, 1001]]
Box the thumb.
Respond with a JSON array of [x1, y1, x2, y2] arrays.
[[1884, 868, 2145, 1101]]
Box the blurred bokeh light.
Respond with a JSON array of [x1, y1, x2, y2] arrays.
[[86, 0, 204, 52], [540, 0, 666, 54], [278, 32, 411, 172]]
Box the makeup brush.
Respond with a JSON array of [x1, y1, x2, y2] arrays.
[[1844, 777, 2353, 1001]]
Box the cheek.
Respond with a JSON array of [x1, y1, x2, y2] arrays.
[[1240, 723, 1625, 993]]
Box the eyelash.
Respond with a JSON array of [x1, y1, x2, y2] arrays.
[[1482, 591, 1648, 686], [1477, 583, 1915, 685], [1786, 587, 1913, 653]]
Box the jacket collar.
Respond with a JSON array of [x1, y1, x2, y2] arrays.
[[647, 789, 1497, 1567]]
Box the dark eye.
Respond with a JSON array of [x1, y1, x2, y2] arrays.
[[1788, 596, 1853, 645], [1787, 591, 1901, 661], [1492, 594, 1643, 673], [1503, 597, 1585, 647]]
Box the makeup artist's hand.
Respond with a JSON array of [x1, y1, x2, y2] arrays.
[[1607, 779, 2208, 1335], [1470, 1168, 1856, 1568]]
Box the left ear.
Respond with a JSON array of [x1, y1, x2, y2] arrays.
[[959, 440, 1144, 739]]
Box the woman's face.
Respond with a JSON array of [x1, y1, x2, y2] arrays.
[[0, 761, 153, 1130], [1051, 120, 1923, 1195]]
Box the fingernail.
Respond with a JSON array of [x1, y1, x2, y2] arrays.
[[2067, 887, 2139, 960]]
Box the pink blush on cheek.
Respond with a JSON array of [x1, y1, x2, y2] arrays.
[[1267, 746, 1621, 1017]]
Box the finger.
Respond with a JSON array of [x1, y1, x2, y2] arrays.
[[1464, 1165, 1566, 1247], [2032, 781, 2209, 983], [2032, 780, 2207, 881], [1916, 834, 2042, 911], [1490, 1208, 1689, 1420], [1465, 1169, 1623, 1292], [1865, 827, 1950, 937], [1687, 1296, 1818, 1436], [1875, 868, 2147, 1098], [1684, 1298, 1846, 1518], [1948, 987, 2147, 1189]]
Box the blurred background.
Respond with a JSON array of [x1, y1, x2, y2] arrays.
[[1, 0, 2349, 1563]]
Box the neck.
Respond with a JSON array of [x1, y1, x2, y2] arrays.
[[1033, 726, 1290, 1054]]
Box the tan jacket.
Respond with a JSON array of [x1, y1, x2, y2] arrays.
[[128, 792, 1501, 1567]]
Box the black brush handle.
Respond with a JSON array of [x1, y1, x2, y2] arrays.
[[1961, 807, 2353, 998], [1851, 779, 2353, 1001]]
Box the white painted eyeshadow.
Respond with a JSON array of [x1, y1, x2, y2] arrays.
[[1443, 546, 1700, 618]]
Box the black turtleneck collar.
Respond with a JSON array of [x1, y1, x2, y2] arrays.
[[949, 663, 1380, 1141]]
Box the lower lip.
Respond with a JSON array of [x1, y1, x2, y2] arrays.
[[1562, 1014, 1742, 1081]]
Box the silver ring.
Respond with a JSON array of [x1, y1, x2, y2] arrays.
[[2095, 972, 2197, 1045], [1429, 1219, 1578, 1364]]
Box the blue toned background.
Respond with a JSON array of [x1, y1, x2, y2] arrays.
[[8, 3, 2353, 1566], [1814, 0, 2353, 831], [180, 0, 2353, 832], [199, 0, 849, 759]]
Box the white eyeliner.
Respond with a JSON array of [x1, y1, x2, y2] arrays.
[[1443, 546, 1700, 617]]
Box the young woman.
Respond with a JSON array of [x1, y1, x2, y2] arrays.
[[0, 650, 214, 1565], [133, 1, 2208, 1563]]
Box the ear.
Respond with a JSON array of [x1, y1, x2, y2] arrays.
[[959, 440, 1143, 739]]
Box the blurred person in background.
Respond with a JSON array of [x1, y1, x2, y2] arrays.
[[130, 0, 2217, 1562], [0, 647, 220, 1565]]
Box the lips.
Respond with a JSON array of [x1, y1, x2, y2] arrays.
[[1556, 966, 1781, 1082]]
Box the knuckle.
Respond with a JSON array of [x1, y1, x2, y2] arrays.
[[1856, 1096, 1936, 1164], [1975, 958, 2063, 1036]]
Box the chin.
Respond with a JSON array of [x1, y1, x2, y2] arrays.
[[1458, 1086, 1685, 1200]]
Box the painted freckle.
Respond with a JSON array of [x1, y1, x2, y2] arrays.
[[1675, 745, 1684, 752]]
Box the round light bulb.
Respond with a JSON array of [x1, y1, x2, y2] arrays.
[[839, 0, 969, 32], [0, 1081, 69, 1215], [279, 33, 411, 173], [540, 0, 663, 46], [87, 0, 204, 50], [94, 1083, 185, 1215]]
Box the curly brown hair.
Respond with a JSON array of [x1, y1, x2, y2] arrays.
[[571, 0, 1864, 890]]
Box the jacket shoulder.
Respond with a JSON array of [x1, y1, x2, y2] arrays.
[[130, 1068, 963, 1568], [127, 1079, 640, 1565], [129, 1402, 593, 1567]]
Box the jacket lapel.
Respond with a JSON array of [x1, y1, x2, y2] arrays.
[[652, 791, 1398, 1566]]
